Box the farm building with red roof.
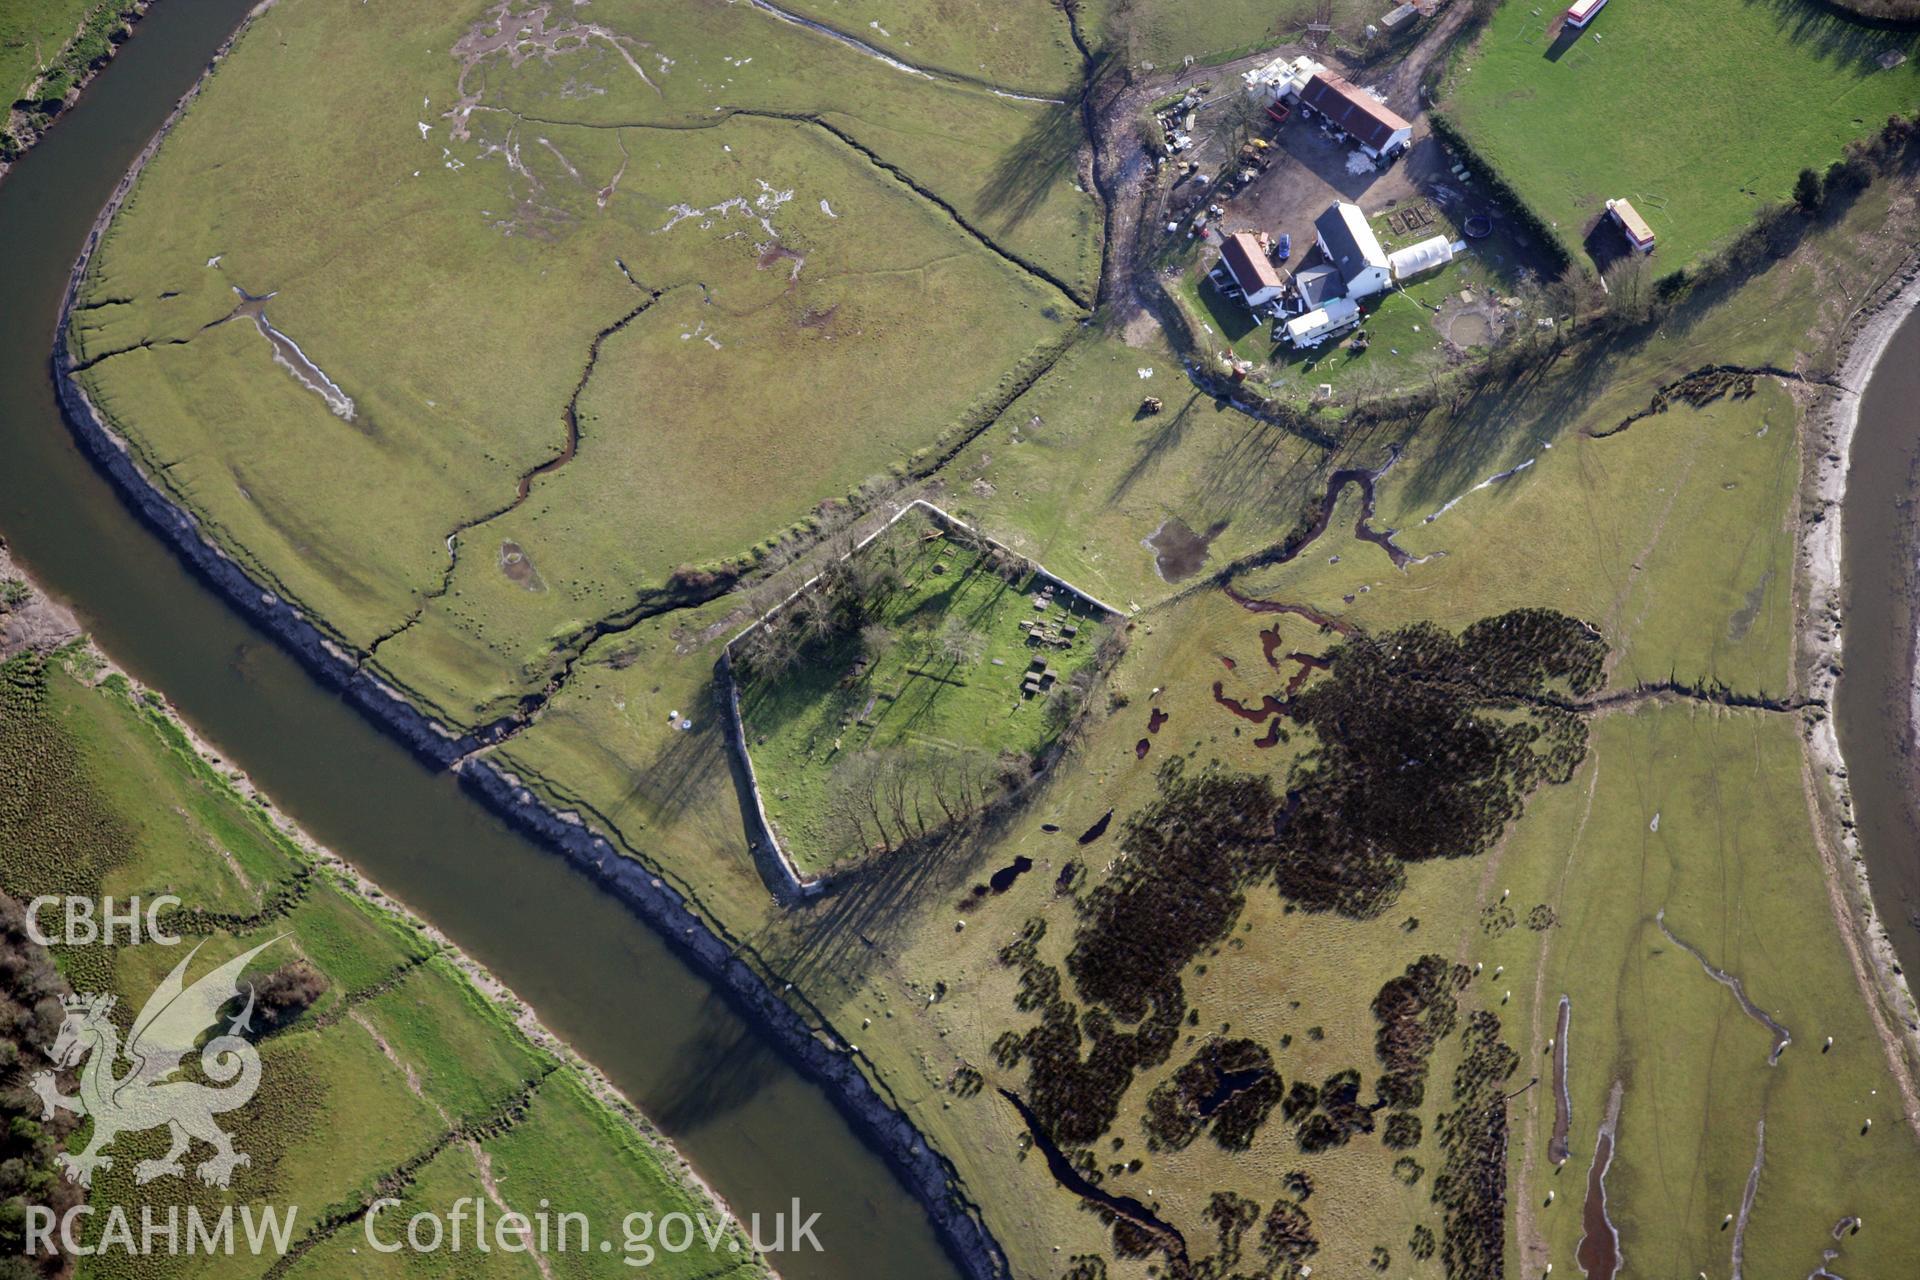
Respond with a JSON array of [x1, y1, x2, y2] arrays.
[[1297, 72, 1413, 159]]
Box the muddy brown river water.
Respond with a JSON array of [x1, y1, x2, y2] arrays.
[[1837, 301, 1920, 989], [0, 5, 958, 1277]]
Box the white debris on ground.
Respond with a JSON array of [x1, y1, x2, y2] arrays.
[[1137, 367, 1154, 379], [820, 199, 838, 217], [418, 121, 431, 139], [1346, 149, 1374, 175], [870, 21, 891, 36], [657, 179, 793, 238], [1650, 812, 1661, 832], [205, 255, 222, 268], [680, 319, 723, 350]]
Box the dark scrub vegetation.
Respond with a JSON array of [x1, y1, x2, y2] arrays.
[[1433, 1011, 1521, 1280], [1372, 955, 1472, 1111], [1141, 1038, 1283, 1152], [0, 893, 82, 1279], [995, 610, 1599, 1156]]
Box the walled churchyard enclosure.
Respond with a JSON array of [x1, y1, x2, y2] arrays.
[[725, 502, 1120, 882]]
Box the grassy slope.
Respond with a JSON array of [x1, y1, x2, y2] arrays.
[[73, 0, 1091, 725], [1083, 0, 1381, 68], [0, 0, 97, 109], [770, 0, 1083, 94], [1445, 0, 1920, 265], [0, 654, 760, 1280]]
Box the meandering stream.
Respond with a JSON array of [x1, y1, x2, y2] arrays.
[[0, 6, 958, 1278]]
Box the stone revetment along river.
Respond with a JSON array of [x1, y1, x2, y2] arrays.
[[0, 5, 960, 1277]]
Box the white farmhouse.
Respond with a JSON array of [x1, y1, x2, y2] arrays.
[[1314, 203, 1391, 300]]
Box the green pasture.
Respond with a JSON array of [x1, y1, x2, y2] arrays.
[[738, 508, 1111, 873], [771, 0, 1083, 94], [0, 0, 93, 107], [1488, 706, 1920, 1277], [1084, 0, 1381, 69], [1445, 0, 1920, 265], [74, 0, 1089, 725], [0, 653, 762, 1279]]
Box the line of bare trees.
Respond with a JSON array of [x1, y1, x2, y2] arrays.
[[824, 745, 1024, 856]]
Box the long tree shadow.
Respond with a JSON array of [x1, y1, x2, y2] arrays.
[[1745, 0, 1920, 72], [977, 93, 1087, 236], [641, 994, 789, 1133]]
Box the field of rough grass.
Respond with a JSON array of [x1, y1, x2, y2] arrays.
[[70, 0, 1092, 726], [0, 653, 760, 1279], [461, 181, 1920, 1280]]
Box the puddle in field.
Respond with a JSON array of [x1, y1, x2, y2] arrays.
[[229, 288, 356, 420], [499, 540, 545, 591], [1447, 310, 1493, 349], [1078, 809, 1114, 844], [1195, 1066, 1271, 1117], [1143, 517, 1225, 583], [1576, 1082, 1625, 1280], [988, 854, 1034, 893], [1549, 995, 1572, 1165]]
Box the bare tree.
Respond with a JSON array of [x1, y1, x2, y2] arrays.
[[937, 615, 985, 667]]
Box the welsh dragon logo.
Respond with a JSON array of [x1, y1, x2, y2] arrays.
[[31, 937, 282, 1188]]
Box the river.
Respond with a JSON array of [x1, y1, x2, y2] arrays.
[[0, 5, 958, 1277], [1837, 301, 1920, 991]]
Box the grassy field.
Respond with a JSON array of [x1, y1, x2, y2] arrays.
[[0, 0, 93, 108], [456, 178, 1920, 1280], [1084, 0, 1382, 69], [72, 0, 1092, 725], [772, 0, 1084, 93], [1444, 0, 1920, 265], [736, 507, 1112, 873], [50, 0, 1920, 1275], [0, 0, 140, 161], [0, 645, 761, 1279]]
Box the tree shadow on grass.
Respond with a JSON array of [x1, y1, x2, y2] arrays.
[[1744, 0, 1920, 74], [977, 94, 1086, 237], [1391, 341, 1624, 512]]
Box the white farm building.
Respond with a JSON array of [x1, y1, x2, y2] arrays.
[[1314, 203, 1391, 300]]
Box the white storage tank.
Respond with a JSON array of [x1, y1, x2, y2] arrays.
[[1388, 234, 1454, 281]]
